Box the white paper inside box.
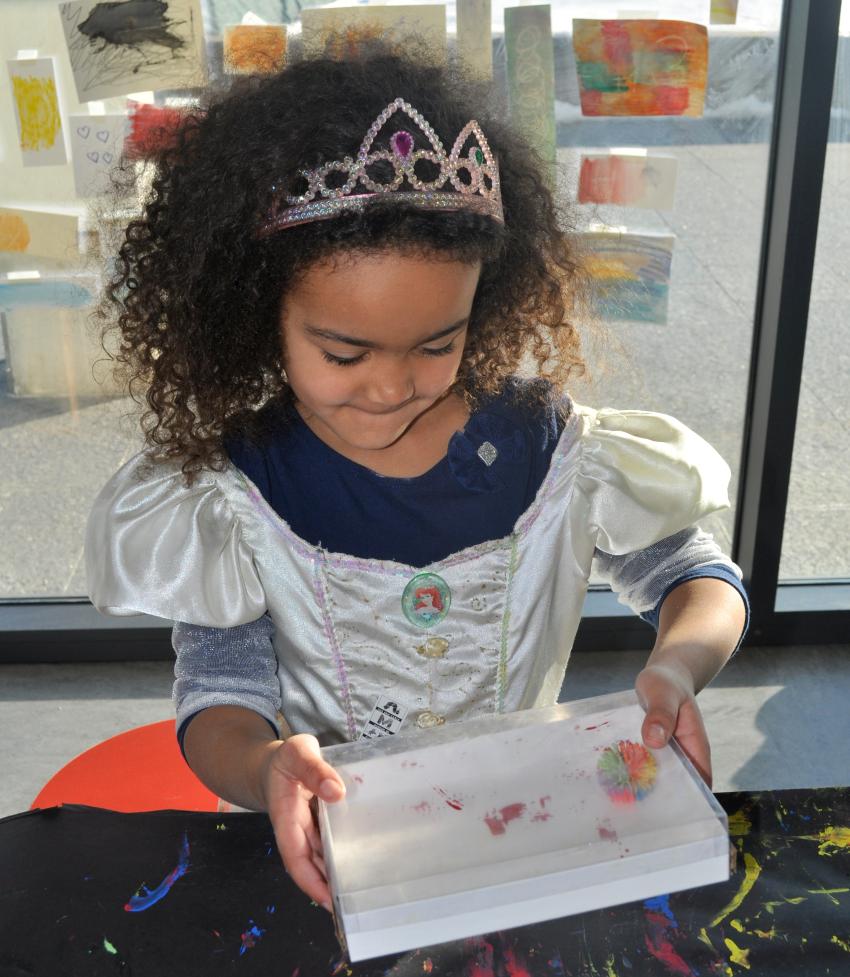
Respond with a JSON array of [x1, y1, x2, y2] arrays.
[[318, 691, 729, 962]]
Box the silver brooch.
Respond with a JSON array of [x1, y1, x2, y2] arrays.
[[477, 441, 498, 466]]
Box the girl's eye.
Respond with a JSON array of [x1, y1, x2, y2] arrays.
[[321, 351, 366, 367], [421, 341, 456, 357]]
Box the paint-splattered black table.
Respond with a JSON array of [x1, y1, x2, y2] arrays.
[[0, 788, 847, 977]]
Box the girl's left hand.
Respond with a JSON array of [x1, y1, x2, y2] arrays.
[[634, 662, 712, 787]]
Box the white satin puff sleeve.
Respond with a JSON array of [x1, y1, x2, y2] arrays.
[[85, 452, 266, 627], [575, 406, 732, 555]]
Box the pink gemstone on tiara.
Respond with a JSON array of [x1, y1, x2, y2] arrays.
[[390, 130, 414, 160]]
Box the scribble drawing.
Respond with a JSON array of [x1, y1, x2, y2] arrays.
[[12, 75, 62, 151], [60, 0, 205, 101], [78, 0, 186, 53]]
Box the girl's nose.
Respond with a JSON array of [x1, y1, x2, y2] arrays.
[[366, 360, 415, 408]]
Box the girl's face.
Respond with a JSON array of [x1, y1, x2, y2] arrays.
[[280, 250, 481, 453]]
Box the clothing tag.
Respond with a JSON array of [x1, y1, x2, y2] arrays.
[[359, 696, 408, 741]]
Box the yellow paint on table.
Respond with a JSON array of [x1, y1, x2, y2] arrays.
[[724, 938, 751, 969], [710, 852, 761, 927], [12, 75, 62, 151]]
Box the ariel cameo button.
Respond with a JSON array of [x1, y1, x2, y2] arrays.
[[401, 572, 451, 629]]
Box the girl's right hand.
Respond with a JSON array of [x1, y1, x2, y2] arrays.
[[260, 733, 346, 910]]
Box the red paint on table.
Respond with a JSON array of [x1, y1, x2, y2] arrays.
[[584, 722, 610, 731], [503, 947, 532, 977], [644, 911, 694, 976], [413, 801, 431, 814], [352, 775, 364, 784], [597, 825, 618, 841]]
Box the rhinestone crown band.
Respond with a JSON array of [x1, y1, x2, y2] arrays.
[[258, 97, 504, 234]]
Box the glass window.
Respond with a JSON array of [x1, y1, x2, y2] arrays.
[[778, 4, 850, 584]]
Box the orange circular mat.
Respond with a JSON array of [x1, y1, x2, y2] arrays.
[[31, 720, 220, 813]]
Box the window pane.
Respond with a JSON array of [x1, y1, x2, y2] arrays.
[[563, 4, 781, 564], [1, 0, 784, 600], [779, 10, 850, 583]]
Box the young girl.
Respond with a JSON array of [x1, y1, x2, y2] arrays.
[[86, 47, 747, 914]]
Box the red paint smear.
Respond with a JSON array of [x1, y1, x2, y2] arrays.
[[531, 813, 552, 822], [484, 816, 505, 836], [423, 960, 433, 974], [644, 911, 693, 976], [584, 721, 610, 731], [125, 102, 189, 161], [413, 801, 431, 813], [538, 795, 551, 808], [352, 775, 364, 784], [433, 786, 463, 811], [484, 802, 527, 836], [503, 948, 532, 977], [500, 803, 525, 824], [597, 825, 618, 841]]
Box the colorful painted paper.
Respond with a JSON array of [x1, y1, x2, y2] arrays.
[[69, 113, 130, 197], [578, 152, 677, 209], [572, 19, 708, 117], [223, 24, 287, 74], [505, 5, 556, 170], [456, 0, 492, 78], [582, 229, 675, 324], [7, 58, 67, 166], [710, 0, 739, 25], [0, 208, 79, 262], [59, 0, 207, 102], [301, 5, 446, 61], [124, 101, 187, 160]]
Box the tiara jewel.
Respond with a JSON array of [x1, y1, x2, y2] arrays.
[[258, 97, 504, 234]]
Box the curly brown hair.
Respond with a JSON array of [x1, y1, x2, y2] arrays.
[[99, 43, 587, 480]]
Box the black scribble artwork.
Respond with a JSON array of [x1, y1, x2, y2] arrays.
[[78, 1, 186, 53], [60, 0, 204, 101]]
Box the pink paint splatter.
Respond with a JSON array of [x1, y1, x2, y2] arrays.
[[433, 786, 464, 811], [584, 721, 610, 731], [413, 801, 432, 813], [597, 825, 618, 841], [352, 775, 364, 784]]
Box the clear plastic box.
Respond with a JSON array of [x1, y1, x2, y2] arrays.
[[318, 691, 729, 962]]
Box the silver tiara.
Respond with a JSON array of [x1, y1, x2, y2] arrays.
[[258, 97, 504, 234]]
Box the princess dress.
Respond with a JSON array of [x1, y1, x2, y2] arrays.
[[86, 401, 743, 745]]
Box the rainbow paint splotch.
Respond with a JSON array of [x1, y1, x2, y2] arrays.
[[597, 740, 658, 804]]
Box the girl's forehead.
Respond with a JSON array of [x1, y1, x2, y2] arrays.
[[286, 251, 482, 336]]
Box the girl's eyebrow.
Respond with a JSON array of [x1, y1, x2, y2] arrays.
[[304, 317, 469, 349]]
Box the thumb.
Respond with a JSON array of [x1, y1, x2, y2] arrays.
[[635, 668, 682, 749], [641, 707, 676, 749]]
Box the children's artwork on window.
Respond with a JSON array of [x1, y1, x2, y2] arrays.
[[7, 58, 67, 166], [124, 101, 187, 160], [59, 0, 207, 102], [456, 0, 492, 79], [582, 229, 675, 324], [223, 24, 287, 75], [301, 5, 447, 61], [710, 0, 739, 25], [578, 152, 678, 210], [69, 114, 131, 197], [572, 19, 708, 117], [0, 208, 79, 262], [505, 5, 556, 170]]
